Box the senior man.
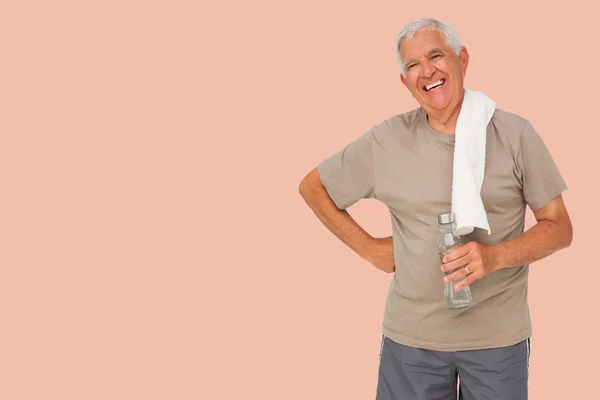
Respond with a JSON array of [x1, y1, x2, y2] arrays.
[[299, 17, 573, 399]]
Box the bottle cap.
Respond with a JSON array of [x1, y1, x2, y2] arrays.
[[438, 211, 455, 224]]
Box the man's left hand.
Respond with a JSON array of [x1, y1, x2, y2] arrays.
[[441, 242, 503, 290]]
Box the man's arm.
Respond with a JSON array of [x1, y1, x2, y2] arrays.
[[493, 193, 572, 269], [299, 167, 395, 273], [442, 194, 573, 289]]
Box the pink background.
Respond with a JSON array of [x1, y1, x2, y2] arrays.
[[2, 1, 597, 399]]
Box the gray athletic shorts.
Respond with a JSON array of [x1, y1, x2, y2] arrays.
[[376, 335, 530, 400]]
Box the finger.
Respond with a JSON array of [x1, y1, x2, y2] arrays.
[[443, 265, 470, 283], [442, 243, 471, 263], [453, 267, 481, 290], [441, 254, 472, 273]]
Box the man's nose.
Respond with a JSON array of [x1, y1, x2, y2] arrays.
[[420, 60, 436, 78]]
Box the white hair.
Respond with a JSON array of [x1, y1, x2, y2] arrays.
[[395, 18, 462, 77]]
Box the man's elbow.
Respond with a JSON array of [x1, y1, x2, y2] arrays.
[[299, 174, 310, 200], [562, 220, 573, 248], [555, 215, 573, 249]]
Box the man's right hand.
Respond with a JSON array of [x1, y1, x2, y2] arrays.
[[362, 236, 395, 273]]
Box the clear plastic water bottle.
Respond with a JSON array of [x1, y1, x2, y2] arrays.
[[437, 211, 472, 309]]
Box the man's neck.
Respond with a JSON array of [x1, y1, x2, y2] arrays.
[[425, 94, 464, 134], [427, 112, 459, 134]]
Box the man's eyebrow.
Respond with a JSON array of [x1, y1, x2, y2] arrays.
[[427, 48, 446, 55], [403, 58, 417, 69]]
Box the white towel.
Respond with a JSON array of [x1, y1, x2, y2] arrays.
[[451, 88, 495, 236]]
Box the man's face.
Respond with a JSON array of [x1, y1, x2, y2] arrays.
[[399, 29, 469, 115]]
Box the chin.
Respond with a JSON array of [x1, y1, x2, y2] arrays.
[[426, 99, 452, 111]]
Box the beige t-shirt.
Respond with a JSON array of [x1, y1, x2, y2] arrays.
[[317, 107, 567, 351]]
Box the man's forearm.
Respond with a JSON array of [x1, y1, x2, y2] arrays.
[[299, 168, 373, 258], [493, 218, 572, 271]]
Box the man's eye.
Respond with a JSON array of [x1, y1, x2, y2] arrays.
[[431, 54, 442, 59], [407, 64, 416, 70]]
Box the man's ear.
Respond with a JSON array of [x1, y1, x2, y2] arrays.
[[460, 46, 469, 76], [400, 73, 408, 88]]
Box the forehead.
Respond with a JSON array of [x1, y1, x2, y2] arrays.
[[399, 29, 448, 59]]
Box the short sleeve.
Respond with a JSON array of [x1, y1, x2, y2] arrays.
[[317, 128, 375, 210], [518, 121, 568, 211]]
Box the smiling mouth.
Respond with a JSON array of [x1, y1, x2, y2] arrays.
[[424, 79, 445, 91]]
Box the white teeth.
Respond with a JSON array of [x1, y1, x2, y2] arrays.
[[425, 80, 444, 91]]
